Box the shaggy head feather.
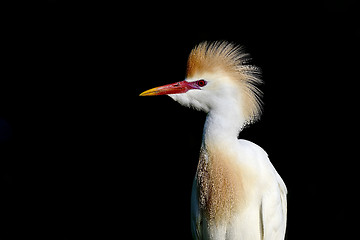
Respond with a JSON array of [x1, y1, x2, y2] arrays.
[[186, 41, 263, 124]]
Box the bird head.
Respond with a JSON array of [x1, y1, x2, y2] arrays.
[[140, 41, 263, 124]]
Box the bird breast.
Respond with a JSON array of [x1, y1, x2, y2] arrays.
[[196, 144, 251, 225]]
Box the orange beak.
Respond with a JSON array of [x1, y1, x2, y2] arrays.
[[139, 80, 200, 96]]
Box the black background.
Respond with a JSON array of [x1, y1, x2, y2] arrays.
[[1, 1, 358, 239]]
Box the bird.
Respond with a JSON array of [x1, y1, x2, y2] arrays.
[[139, 41, 287, 240]]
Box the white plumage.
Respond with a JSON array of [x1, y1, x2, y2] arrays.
[[140, 41, 287, 240]]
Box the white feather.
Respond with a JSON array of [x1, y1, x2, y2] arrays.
[[191, 137, 287, 240]]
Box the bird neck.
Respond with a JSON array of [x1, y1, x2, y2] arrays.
[[203, 104, 246, 146], [197, 105, 246, 224]]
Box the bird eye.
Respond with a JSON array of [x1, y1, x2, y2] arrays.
[[197, 79, 207, 87]]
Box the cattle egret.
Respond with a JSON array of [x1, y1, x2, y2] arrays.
[[140, 41, 287, 240]]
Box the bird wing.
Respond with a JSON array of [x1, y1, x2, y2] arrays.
[[261, 171, 287, 240]]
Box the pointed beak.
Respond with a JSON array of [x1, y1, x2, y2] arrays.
[[139, 80, 199, 96]]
